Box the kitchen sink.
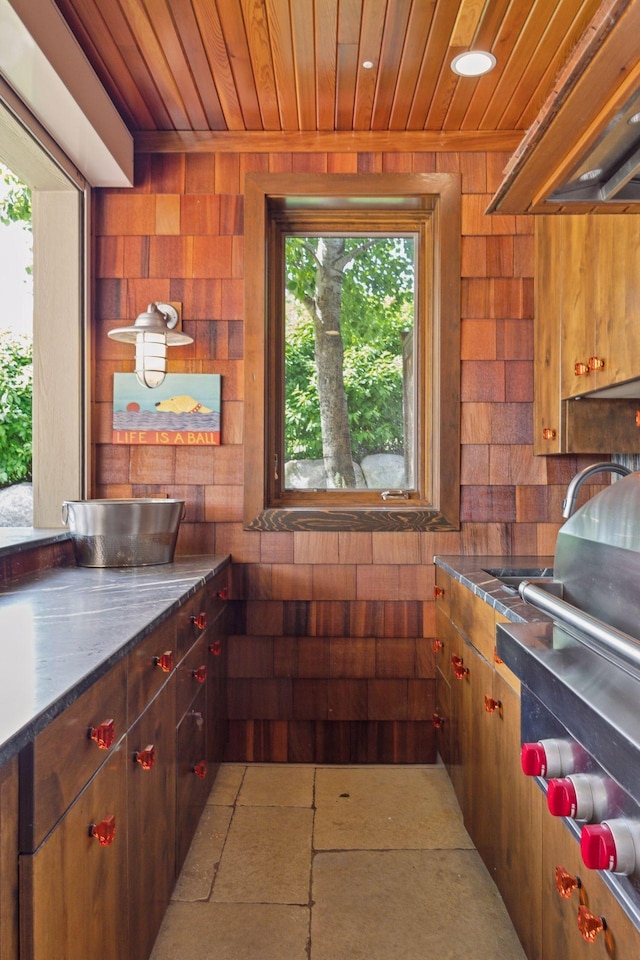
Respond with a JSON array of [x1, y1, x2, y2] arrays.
[[483, 568, 564, 598]]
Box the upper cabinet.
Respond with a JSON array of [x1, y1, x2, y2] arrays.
[[534, 215, 640, 455], [489, 0, 640, 216]]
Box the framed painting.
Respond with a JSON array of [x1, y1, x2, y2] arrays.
[[112, 373, 221, 445]]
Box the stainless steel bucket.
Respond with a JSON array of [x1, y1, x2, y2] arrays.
[[62, 498, 185, 567]]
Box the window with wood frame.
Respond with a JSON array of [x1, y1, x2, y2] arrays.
[[243, 172, 460, 533]]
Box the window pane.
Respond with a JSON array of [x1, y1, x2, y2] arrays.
[[283, 235, 416, 491]]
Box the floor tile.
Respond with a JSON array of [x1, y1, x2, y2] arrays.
[[206, 763, 245, 805], [313, 766, 473, 850], [311, 849, 526, 960], [172, 805, 233, 902], [149, 902, 309, 960], [237, 764, 314, 808], [212, 806, 313, 904]]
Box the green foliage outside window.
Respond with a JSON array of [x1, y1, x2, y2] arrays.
[[284, 236, 414, 464], [0, 331, 32, 486]]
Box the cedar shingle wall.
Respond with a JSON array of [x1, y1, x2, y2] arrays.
[[93, 149, 599, 762]]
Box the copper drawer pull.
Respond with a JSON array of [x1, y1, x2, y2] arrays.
[[588, 356, 604, 371], [555, 865, 580, 900], [433, 639, 443, 653], [542, 428, 556, 440], [154, 650, 174, 673], [484, 695, 501, 714], [190, 612, 207, 630], [577, 905, 605, 943], [433, 585, 444, 599], [432, 713, 445, 729], [134, 745, 155, 770], [217, 586, 229, 599], [209, 640, 222, 656], [193, 760, 207, 779], [574, 362, 589, 377], [451, 654, 468, 679], [90, 815, 116, 847], [89, 719, 115, 750], [192, 665, 207, 683]]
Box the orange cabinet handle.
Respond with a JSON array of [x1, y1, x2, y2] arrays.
[[190, 612, 207, 630], [451, 654, 468, 679], [432, 712, 445, 729], [193, 760, 207, 779], [542, 428, 556, 441], [588, 356, 604, 371], [192, 664, 207, 683], [209, 640, 222, 656], [433, 639, 444, 653], [555, 865, 581, 900], [484, 695, 501, 714], [577, 905, 605, 943], [134, 745, 155, 770], [88, 719, 115, 750], [433, 585, 445, 599], [90, 814, 116, 847], [493, 647, 503, 665], [574, 361, 589, 377], [217, 586, 229, 600], [154, 650, 174, 673]]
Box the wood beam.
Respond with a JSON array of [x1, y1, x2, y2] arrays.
[[133, 129, 523, 154]]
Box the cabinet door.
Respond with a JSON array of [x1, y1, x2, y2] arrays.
[[541, 804, 640, 959], [127, 678, 176, 960], [175, 684, 209, 875], [594, 216, 640, 392], [0, 757, 19, 960], [20, 744, 128, 960], [491, 673, 543, 960], [206, 605, 230, 774], [561, 217, 597, 400]]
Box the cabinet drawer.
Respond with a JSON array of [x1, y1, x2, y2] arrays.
[[175, 684, 208, 874], [449, 577, 496, 663], [175, 634, 208, 722], [24, 657, 127, 851], [127, 616, 176, 721], [175, 567, 231, 657], [20, 743, 128, 960]]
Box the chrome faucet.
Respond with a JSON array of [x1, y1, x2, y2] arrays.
[[561, 461, 632, 518]]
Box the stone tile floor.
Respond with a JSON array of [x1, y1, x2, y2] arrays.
[[150, 763, 526, 960]]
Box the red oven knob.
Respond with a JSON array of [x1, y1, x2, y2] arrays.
[[547, 774, 610, 822], [520, 739, 585, 778], [581, 820, 640, 875]]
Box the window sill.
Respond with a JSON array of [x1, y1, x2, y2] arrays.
[[245, 506, 459, 533]]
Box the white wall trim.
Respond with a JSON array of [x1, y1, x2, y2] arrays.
[[0, 0, 133, 186]]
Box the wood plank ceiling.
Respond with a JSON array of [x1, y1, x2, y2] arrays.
[[52, 0, 603, 152]]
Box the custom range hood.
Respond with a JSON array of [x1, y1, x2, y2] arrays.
[[547, 85, 640, 204]]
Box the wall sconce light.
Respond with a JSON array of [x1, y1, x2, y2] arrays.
[[107, 302, 193, 388]]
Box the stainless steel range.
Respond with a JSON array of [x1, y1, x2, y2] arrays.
[[496, 469, 640, 929]]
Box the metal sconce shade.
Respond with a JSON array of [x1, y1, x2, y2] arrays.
[[108, 302, 193, 388]]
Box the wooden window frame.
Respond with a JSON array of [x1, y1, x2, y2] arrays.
[[243, 172, 460, 533]]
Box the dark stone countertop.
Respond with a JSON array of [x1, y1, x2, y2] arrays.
[[433, 554, 555, 623], [0, 554, 230, 766], [0, 528, 70, 558]]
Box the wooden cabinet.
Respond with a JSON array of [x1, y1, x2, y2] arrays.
[[21, 744, 128, 960], [0, 757, 19, 960], [534, 216, 640, 455], [128, 679, 176, 960], [435, 566, 640, 959], [435, 569, 543, 960], [19, 561, 231, 960]]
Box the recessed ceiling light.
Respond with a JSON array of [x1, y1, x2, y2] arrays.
[[362, 60, 374, 69], [578, 168, 602, 182], [628, 112, 640, 125], [450, 51, 496, 77]]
